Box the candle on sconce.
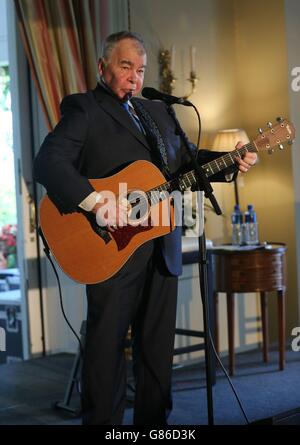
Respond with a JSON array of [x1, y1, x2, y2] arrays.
[[170, 45, 176, 72], [190, 45, 196, 72]]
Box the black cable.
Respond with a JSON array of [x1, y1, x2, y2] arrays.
[[39, 228, 84, 358], [191, 104, 201, 149], [208, 328, 250, 424], [188, 101, 250, 424]]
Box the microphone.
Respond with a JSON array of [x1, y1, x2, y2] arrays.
[[123, 91, 133, 102], [142, 87, 193, 107]]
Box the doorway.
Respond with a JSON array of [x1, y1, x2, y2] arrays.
[[0, 0, 47, 364], [0, 10, 23, 364]]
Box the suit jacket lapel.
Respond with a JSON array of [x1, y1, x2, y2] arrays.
[[92, 85, 151, 151]]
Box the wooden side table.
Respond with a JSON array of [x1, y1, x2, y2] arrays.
[[210, 244, 287, 375]]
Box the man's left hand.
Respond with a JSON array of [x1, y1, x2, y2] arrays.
[[234, 141, 258, 173]]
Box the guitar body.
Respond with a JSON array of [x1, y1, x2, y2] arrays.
[[39, 160, 175, 284]]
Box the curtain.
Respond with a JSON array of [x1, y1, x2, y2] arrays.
[[14, 0, 108, 130]]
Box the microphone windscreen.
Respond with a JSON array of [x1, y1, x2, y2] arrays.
[[142, 87, 160, 100]]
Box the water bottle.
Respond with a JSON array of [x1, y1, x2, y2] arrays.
[[231, 204, 243, 245], [243, 204, 259, 245]]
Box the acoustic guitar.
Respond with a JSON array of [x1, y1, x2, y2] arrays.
[[39, 118, 295, 284]]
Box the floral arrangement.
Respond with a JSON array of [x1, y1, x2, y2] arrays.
[[0, 224, 17, 268]]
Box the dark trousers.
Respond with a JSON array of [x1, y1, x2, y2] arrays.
[[81, 240, 178, 425]]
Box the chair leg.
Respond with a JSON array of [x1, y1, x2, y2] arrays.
[[260, 292, 269, 362], [277, 290, 286, 370], [214, 292, 219, 356], [226, 293, 235, 376]]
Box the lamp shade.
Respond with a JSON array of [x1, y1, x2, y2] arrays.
[[212, 128, 250, 151], [212, 128, 250, 206]]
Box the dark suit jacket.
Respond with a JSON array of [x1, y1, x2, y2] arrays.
[[34, 84, 237, 276]]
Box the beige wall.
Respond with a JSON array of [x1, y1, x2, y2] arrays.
[[131, 0, 239, 140], [130, 0, 298, 348], [231, 0, 297, 338]]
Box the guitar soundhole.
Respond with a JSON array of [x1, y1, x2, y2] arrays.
[[126, 191, 149, 225]]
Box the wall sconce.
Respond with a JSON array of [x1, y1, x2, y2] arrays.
[[158, 45, 198, 97], [212, 128, 250, 205]]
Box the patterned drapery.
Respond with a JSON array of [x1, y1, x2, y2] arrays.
[[14, 0, 108, 129]]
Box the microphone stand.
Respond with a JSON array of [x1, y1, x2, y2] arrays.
[[167, 105, 222, 426]]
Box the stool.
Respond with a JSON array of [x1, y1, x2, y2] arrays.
[[210, 244, 287, 375]]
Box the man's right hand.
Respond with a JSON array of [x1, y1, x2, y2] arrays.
[[92, 197, 129, 232]]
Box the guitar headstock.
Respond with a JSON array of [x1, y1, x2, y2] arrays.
[[253, 117, 295, 154]]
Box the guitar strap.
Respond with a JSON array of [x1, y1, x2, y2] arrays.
[[132, 99, 172, 179]]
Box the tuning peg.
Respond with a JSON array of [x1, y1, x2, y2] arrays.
[[268, 148, 274, 154], [276, 116, 283, 123], [288, 140, 294, 145], [267, 122, 273, 128], [258, 128, 263, 134], [278, 144, 284, 150]]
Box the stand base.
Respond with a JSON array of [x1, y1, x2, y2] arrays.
[[52, 322, 86, 416], [53, 401, 80, 416]]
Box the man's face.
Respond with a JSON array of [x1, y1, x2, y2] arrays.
[[98, 38, 147, 100]]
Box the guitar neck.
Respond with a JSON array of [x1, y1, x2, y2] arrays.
[[200, 141, 258, 179], [145, 141, 258, 205]]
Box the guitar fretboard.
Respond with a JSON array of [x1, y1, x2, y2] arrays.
[[145, 142, 257, 205]]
